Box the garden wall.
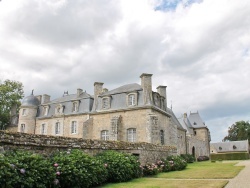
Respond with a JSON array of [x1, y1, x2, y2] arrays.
[[0, 131, 177, 164]]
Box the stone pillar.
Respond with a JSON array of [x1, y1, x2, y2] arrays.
[[93, 82, 104, 111], [77, 88, 83, 97], [42, 94, 50, 104], [140, 73, 153, 105], [156, 85, 167, 109]]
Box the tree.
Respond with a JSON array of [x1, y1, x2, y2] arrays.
[[0, 80, 24, 130], [223, 121, 250, 142]]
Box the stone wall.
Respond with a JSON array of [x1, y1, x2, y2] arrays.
[[0, 131, 177, 165]]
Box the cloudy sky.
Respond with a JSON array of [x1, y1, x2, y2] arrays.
[[1, 0, 250, 142]]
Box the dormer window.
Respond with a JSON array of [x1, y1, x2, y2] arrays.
[[72, 101, 79, 112], [127, 93, 138, 106], [55, 104, 64, 114], [43, 106, 49, 116], [102, 97, 111, 109]]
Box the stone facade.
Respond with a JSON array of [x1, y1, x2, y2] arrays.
[[16, 73, 210, 158]]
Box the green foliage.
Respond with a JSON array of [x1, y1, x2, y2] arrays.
[[0, 79, 24, 130], [166, 155, 187, 171], [51, 149, 108, 188], [211, 152, 249, 161], [142, 163, 160, 176], [223, 121, 250, 142], [96, 150, 142, 182], [180, 154, 195, 163], [0, 150, 55, 188]]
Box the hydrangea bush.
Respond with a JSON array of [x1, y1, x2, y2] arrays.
[[96, 150, 142, 182], [0, 150, 55, 188], [0, 149, 188, 187], [51, 149, 108, 188]]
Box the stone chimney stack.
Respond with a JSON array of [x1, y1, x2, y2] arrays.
[[156, 85, 167, 108], [184, 113, 187, 118], [77, 88, 83, 97], [93, 82, 104, 111], [140, 73, 153, 105], [42, 94, 50, 104]]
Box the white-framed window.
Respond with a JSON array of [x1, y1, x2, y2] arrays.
[[43, 106, 49, 116], [22, 109, 27, 116], [127, 93, 137, 106], [101, 130, 109, 140], [71, 121, 77, 134], [128, 94, 135, 106], [102, 97, 110, 109], [41, 123, 46, 135], [20, 124, 25, 133], [55, 122, 60, 135], [55, 104, 64, 114], [72, 102, 78, 112], [127, 128, 136, 142], [160, 130, 164, 145]]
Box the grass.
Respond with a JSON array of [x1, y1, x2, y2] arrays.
[[99, 161, 245, 188], [101, 178, 228, 188], [156, 161, 244, 179]]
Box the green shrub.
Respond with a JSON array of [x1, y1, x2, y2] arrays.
[[211, 152, 249, 161], [166, 155, 187, 171], [0, 150, 55, 188], [96, 150, 142, 182], [51, 149, 108, 188], [180, 154, 195, 163], [142, 163, 160, 176], [197, 156, 210, 162]]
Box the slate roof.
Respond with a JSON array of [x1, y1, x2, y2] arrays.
[[177, 114, 194, 135], [48, 92, 92, 104], [21, 94, 40, 107], [100, 83, 142, 96], [167, 109, 186, 130], [188, 112, 206, 128], [210, 140, 249, 153]]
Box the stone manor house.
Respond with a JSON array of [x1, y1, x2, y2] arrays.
[[17, 73, 211, 158]]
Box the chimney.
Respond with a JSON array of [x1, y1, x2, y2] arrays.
[[42, 94, 50, 104], [93, 82, 104, 111], [77, 88, 83, 97], [156, 85, 167, 108], [140, 73, 153, 105], [36, 95, 42, 104], [184, 113, 187, 118]]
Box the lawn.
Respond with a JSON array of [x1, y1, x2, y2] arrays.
[[100, 161, 244, 188], [156, 161, 244, 179]]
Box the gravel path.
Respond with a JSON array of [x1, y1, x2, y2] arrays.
[[225, 160, 250, 188]]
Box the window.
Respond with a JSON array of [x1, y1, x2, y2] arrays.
[[55, 122, 60, 135], [43, 106, 49, 116], [101, 130, 109, 140], [71, 121, 77, 134], [22, 109, 26, 116], [127, 128, 136, 142], [160, 130, 164, 145], [20, 124, 25, 133], [127, 93, 138, 107], [128, 94, 136, 106], [72, 102, 78, 112], [102, 97, 110, 109], [41, 124, 46, 134]]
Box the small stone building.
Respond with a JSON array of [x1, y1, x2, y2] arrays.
[[210, 140, 249, 154], [17, 73, 210, 157]]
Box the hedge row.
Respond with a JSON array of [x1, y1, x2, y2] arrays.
[[0, 150, 188, 188], [211, 152, 249, 161]]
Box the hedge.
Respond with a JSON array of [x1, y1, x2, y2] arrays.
[[210, 152, 249, 161]]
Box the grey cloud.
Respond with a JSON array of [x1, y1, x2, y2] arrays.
[[7, 0, 121, 48]]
